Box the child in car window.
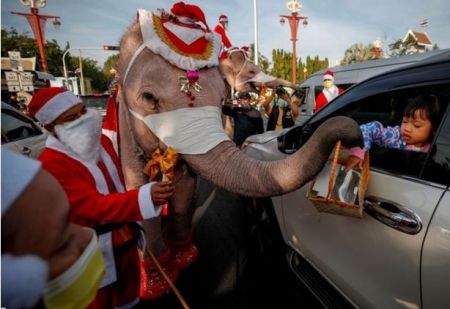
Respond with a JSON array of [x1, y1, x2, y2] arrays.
[[345, 94, 441, 170]]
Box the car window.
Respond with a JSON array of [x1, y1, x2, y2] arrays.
[[421, 105, 450, 186], [1, 110, 42, 143], [337, 83, 450, 178]]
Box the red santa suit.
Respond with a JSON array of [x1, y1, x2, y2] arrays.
[[39, 134, 160, 309], [214, 23, 232, 49], [315, 85, 343, 111]]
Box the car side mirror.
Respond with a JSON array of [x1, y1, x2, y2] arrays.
[[277, 124, 315, 154], [277, 126, 302, 154]]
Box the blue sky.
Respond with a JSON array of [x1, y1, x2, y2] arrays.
[[2, 0, 450, 72]]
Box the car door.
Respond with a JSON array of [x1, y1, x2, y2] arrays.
[[280, 81, 450, 308], [1, 107, 47, 158], [420, 110, 450, 308]]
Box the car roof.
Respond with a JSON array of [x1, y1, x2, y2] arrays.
[[300, 49, 450, 87]]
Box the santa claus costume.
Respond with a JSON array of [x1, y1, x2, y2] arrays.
[[315, 70, 343, 112], [214, 14, 232, 53], [28, 87, 163, 308]]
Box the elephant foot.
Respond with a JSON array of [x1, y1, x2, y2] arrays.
[[165, 233, 199, 270], [139, 249, 179, 300]]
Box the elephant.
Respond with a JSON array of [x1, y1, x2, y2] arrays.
[[111, 4, 363, 298]]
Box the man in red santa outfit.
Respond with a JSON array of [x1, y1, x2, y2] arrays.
[[315, 69, 343, 112], [27, 87, 175, 308], [214, 14, 232, 53]]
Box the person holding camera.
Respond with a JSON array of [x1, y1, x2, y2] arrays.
[[222, 92, 264, 146], [260, 86, 299, 131]]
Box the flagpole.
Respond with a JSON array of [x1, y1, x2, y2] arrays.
[[253, 0, 259, 65]]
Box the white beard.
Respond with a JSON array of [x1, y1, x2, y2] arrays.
[[54, 108, 102, 164]]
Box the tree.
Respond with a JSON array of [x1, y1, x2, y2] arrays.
[[2, 27, 107, 92], [248, 43, 270, 73], [340, 43, 374, 65], [387, 35, 435, 57], [1, 28, 66, 76], [103, 54, 119, 89], [70, 57, 106, 92]]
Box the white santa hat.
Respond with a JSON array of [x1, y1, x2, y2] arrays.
[[123, 2, 222, 83], [1, 150, 49, 308], [1, 150, 42, 215], [28, 87, 81, 124], [323, 70, 335, 81]]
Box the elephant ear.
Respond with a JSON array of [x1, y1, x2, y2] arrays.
[[117, 91, 148, 189]]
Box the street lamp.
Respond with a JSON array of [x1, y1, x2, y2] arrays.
[[11, 0, 61, 73], [280, 0, 308, 84]]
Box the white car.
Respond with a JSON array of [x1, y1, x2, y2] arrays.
[[2, 102, 47, 158], [243, 52, 450, 308]]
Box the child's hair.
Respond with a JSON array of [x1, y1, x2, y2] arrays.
[[403, 94, 441, 133]]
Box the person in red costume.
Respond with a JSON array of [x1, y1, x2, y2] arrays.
[[214, 14, 232, 51], [28, 87, 174, 308], [315, 70, 343, 112]]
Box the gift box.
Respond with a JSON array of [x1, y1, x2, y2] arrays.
[[307, 141, 369, 218]]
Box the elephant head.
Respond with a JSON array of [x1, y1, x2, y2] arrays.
[[219, 47, 300, 94], [116, 7, 363, 198]]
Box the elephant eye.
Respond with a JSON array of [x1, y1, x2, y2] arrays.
[[142, 92, 159, 110]]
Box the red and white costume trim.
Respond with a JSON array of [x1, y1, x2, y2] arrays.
[[315, 85, 343, 112], [39, 134, 160, 307]]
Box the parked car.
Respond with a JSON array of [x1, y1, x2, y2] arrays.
[[296, 48, 450, 126], [1, 102, 47, 158], [80, 94, 109, 118], [242, 51, 450, 308]]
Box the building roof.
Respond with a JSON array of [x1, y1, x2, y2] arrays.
[[403, 29, 432, 46]]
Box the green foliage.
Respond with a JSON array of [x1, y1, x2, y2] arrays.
[[268, 49, 328, 83], [388, 37, 416, 57], [69, 57, 106, 92], [248, 43, 270, 73], [2, 27, 107, 92], [2, 28, 37, 58], [340, 43, 377, 65], [388, 35, 438, 57]]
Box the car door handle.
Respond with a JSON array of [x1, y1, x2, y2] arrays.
[[363, 196, 422, 234], [21, 146, 32, 156]]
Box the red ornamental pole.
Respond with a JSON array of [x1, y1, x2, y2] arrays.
[[288, 13, 300, 84], [31, 8, 48, 72], [280, 0, 308, 84], [12, 7, 60, 73]]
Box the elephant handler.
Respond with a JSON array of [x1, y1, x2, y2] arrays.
[[27, 87, 175, 308]]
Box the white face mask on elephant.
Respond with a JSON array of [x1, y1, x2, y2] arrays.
[[129, 106, 230, 155]]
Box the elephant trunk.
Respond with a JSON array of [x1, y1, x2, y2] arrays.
[[265, 78, 300, 90], [183, 116, 363, 197]]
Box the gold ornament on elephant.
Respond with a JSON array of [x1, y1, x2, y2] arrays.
[[179, 70, 202, 107], [144, 147, 178, 181]]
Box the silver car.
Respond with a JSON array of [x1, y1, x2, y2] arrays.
[[243, 52, 450, 308], [1, 102, 47, 158]]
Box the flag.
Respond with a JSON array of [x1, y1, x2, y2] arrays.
[[419, 19, 429, 28]]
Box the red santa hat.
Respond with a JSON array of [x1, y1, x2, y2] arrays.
[[219, 15, 228, 22], [28, 87, 81, 124], [123, 2, 222, 82], [323, 70, 335, 81]]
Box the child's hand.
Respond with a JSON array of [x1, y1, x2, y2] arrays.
[[343, 155, 363, 172], [151, 181, 175, 206]]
